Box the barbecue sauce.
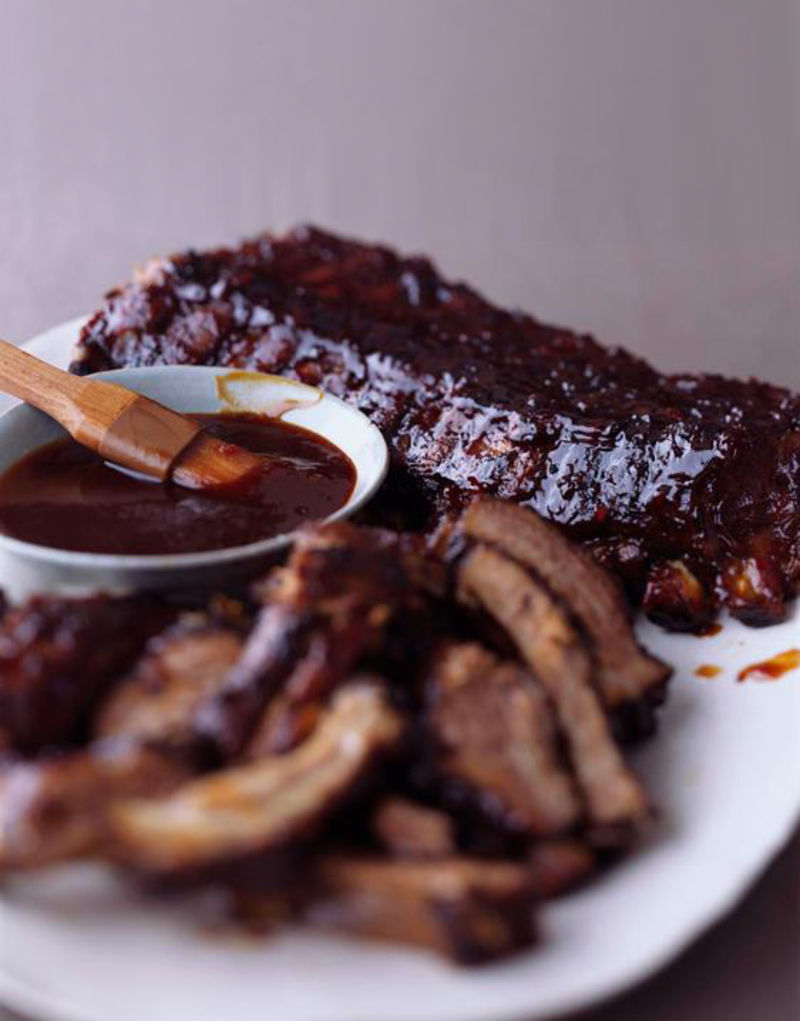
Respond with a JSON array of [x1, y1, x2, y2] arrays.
[[736, 649, 800, 683], [695, 664, 722, 679], [0, 413, 355, 555]]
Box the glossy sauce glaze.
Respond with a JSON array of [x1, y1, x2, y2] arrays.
[[0, 413, 355, 555], [71, 226, 800, 630]]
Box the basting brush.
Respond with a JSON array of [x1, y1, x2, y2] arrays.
[[0, 339, 263, 492]]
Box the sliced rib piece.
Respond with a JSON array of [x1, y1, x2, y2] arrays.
[[94, 613, 246, 753], [0, 595, 174, 754], [526, 839, 596, 899], [458, 499, 670, 710], [274, 855, 536, 964], [424, 643, 580, 836], [457, 545, 648, 844], [273, 521, 446, 609], [246, 623, 370, 757], [111, 680, 405, 875], [372, 798, 456, 859], [241, 522, 442, 756], [194, 604, 314, 759], [0, 741, 189, 868]]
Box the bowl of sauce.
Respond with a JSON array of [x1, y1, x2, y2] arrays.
[[0, 367, 388, 598]]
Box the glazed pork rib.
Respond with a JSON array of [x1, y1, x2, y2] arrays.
[[0, 609, 247, 868], [0, 594, 174, 755], [456, 499, 669, 711], [235, 855, 538, 965], [94, 610, 247, 754], [202, 522, 442, 759], [423, 643, 582, 837], [294, 855, 538, 965], [71, 226, 800, 628], [369, 800, 593, 898], [454, 541, 649, 846], [0, 741, 190, 869], [111, 680, 405, 877]]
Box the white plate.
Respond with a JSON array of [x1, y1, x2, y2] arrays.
[[1, 319, 799, 1021]]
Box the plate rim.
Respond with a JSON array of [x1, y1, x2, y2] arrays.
[[2, 801, 800, 1021]]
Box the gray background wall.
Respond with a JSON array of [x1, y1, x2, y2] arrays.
[[1, 0, 799, 383], [0, 3, 798, 1021]]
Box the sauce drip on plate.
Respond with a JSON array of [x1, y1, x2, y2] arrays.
[[695, 664, 722, 679], [737, 649, 800, 683], [0, 413, 355, 556], [695, 622, 722, 638]]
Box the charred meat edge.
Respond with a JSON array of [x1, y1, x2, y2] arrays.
[[110, 680, 405, 874], [194, 605, 315, 760], [457, 545, 648, 844], [246, 620, 377, 757]]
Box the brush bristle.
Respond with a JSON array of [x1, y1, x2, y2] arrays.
[[170, 434, 263, 492]]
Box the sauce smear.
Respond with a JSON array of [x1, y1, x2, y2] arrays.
[[737, 649, 800, 683], [695, 664, 722, 679], [0, 413, 355, 556]]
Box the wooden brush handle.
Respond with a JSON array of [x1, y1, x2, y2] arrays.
[[0, 339, 201, 480], [0, 339, 91, 426]]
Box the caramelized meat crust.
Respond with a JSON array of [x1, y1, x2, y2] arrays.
[[72, 225, 800, 628], [240, 523, 442, 757]]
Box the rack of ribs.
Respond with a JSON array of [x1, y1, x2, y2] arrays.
[[71, 225, 800, 630]]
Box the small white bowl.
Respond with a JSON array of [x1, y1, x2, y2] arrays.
[[0, 366, 388, 600]]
